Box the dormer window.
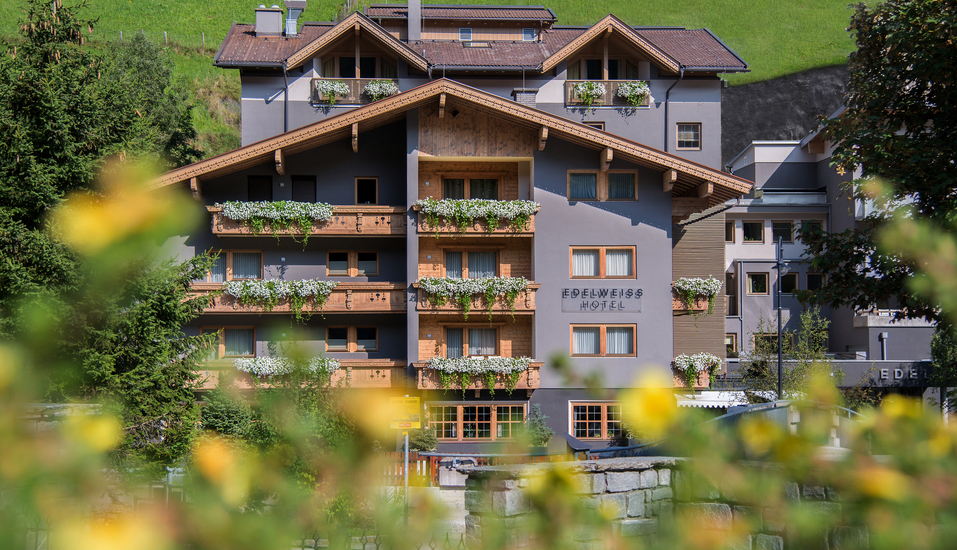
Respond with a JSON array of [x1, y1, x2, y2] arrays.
[[522, 28, 536, 41], [459, 28, 472, 41]]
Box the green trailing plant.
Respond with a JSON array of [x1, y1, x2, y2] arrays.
[[414, 198, 539, 236], [418, 276, 529, 321], [426, 356, 532, 399], [222, 279, 339, 322]]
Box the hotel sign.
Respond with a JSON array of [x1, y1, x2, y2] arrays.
[[561, 286, 643, 312]]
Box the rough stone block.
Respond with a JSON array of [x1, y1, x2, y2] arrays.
[[807, 501, 842, 517], [733, 506, 762, 531], [677, 503, 732, 531], [620, 518, 658, 537], [673, 470, 692, 501], [727, 534, 752, 550], [578, 495, 600, 510], [465, 490, 490, 514], [652, 487, 673, 501], [658, 468, 672, 486], [826, 486, 841, 501], [830, 526, 869, 550], [627, 492, 645, 517], [492, 489, 528, 517], [785, 482, 801, 501], [575, 473, 606, 494], [754, 534, 784, 550], [572, 526, 600, 542], [640, 469, 658, 488], [658, 502, 675, 534], [600, 493, 627, 519], [803, 485, 826, 500], [465, 515, 482, 547], [517, 478, 529, 488], [606, 472, 641, 493], [763, 507, 785, 534]]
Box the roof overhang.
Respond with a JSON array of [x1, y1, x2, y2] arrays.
[[151, 78, 751, 206], [542, 14, 681, 74]]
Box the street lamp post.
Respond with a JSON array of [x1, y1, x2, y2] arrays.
[[774, 236, 787, 400]]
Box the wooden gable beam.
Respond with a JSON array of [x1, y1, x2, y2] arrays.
[[352, 123, 359, 153], [274, 149, 285, 175], [538, 127, 548, 151], [662, 169, 677, 192], [438, 93, 446, 119], [697, 182, 714, 198], [600, 147, 613, 171], [189, 177, 202, 200]]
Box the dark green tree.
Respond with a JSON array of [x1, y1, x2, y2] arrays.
[[798, 0, 957, 322], [930, 323, 957, 413]]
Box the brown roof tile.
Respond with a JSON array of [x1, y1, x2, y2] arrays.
[[365, 5, 555, 21], [214, 23, 333, 67], [412, 27, 577, 68], [635, 29, 746, 70]]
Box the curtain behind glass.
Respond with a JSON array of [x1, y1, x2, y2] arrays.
[[444, 179, 465, 199], [605, 249, 633, 277], [224, 329, 254, 356], [381, 59, 397, 79], [468, 329, 496, 355], [232, 253, 261, 279], [573, 327, 600, 354], [468, 251, 496, 278], [446, 328, 464, 358], [209, 256, 227, 283], [569, 173, 597, 199], [608, 173, 635, 199], [572, 249, 600, 277], [445, 252, 463, 278], [470, 179, 497, 200], [606, 327, 634, 354]]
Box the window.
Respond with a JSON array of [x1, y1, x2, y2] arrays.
[[726, 272, 738, 316], [291, 175, 316, 202], [726, 334, 738, 358], [570, 247, 635, 279], [443, 177, 499, 200], [444, 250, 497, 279], [780, 273, 798, 294], [676, 123, 701, 150], [807, 273, 826, 291], [326, 326, 378, 352], [571, 403, 623, 440], [200, 251, 263, 283], [327, 251, 378, 277], [570, 325, 636, 357], [429, 404, 526, 441], [747, 273, 769, 295], [322, 55, 393, 79], [336, 56, 377, 78], [201, 327, 255, 359], [725, 221, 735, 243], [742, 222, 764, 243], [445, 327, 498, 358], [522, 28, 536, 41], [459, 28, 472, 41], [583, 121, 605, 131], [247, 176, 272, 201], [772, 221, 793, 244], [356, 177, 378, 204], [567, 170, 639, 201], [567, 58, 637, 81]]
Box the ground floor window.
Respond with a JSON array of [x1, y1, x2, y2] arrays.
[[428, 404, 525, 441], [571, 402, 623, 440]]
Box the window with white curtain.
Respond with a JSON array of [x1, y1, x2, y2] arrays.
[[445, 252, 463, 278], [224, 328, 255, 357], [572, 327, 600, 355], [468, 251, 496, 278], [446, 251, 497, 278], [605, 327, 634, 355], [446, 328, 464, 358], [468, 328, 497, 356], [571, 325, 636, 357], [209, 256, 227, 283], [570, 247, 635, 279], [569, 172, 598, 200], [232, 252, 262, 280]]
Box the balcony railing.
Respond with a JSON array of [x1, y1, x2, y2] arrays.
[[190, 282, 407, 313], [413, 362, 542, 395], [412, 208, 537, 235], [672, 291, 709, 312], [413, 284, 539, 314], [311, 78, 399, 105], [197, 359, 407, 390], [564, 80, 652, 108], [208, 205, 406, 236]]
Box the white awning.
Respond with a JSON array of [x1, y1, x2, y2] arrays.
[[675, 391, 748, 409]]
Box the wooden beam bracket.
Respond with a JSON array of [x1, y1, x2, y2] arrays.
[[538, 126, 548, 151], [662, 169, 677, 192], [438, 93, 446, 119], [600, 147, 613, 172], [189, 177, 202, 200], [274, 149, 285, 175], [351, 123, 359, 153], [696, 182, 714, 198]]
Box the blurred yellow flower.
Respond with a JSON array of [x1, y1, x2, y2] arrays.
[[620, 371, 680, 441], [882, 395, 921, 419], [855, 464, 911, 502], [60, 515, 171, 550], [65, 414, 123, 452], [193, 437, 250, 505]]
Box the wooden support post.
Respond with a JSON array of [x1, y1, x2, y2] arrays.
[[600, 147, 613, 171], [662, 169, 677, 192], [603, 31, 609, 80], [355, 25, 360, 78], [538, 126, 548, 151], [189, 177, 202, 200], [352, 123, 359, 153], [274, 149, 285, 175], [696, 182, 714, 198], [438, 93, 446, 118]]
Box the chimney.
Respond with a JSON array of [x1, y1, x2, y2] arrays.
[[408, 0, 421, 41], [255, 4, 283, 37], [284, 1, 307, 37]]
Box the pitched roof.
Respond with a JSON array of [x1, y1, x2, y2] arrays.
[[214, 23, 333, 67], [285, 12, 429, 70], [152, 79, 751, 206], [364, 5, 556, 21], [541, 15, 681, 74], [634, 29, 747, 70]]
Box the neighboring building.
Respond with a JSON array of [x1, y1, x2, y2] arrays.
[[724, 119, 935, 401]]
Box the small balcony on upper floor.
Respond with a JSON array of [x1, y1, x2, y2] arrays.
[[412, 282, 539, 315], [311, 77, 400, 106], [208, 205, 406, 237], [189, 282, 407, 314], [197, 358, 407, 390], [564, 80, 653, 108]]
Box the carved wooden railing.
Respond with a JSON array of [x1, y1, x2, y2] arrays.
[[412, 283, 539, 314], [413, 362, 542, 394], [412, 206, 537, 235], [311, 78, 399, 105], [190, 282, 407, 313], [208, 205, 406, 236], [564, 80, 653, 107], [197, 359, 407, 390]]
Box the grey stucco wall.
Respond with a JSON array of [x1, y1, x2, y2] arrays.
[[405, 109, 420, 367], [756, 162, 819, 190]]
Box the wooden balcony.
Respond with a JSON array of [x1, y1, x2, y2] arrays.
[[311, 78, 399, 105], [208, 205, 406, 236], [190, 282, 407, 313], [672, 290, 710, 312], [413, 362, 542, 395], [564, 80, 652, 108], [197, 359, 408, 390], [413, 284, 539, 314], [412, 208, 537, 236]]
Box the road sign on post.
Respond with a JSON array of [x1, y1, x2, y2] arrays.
[[389, 397, 421, 430]]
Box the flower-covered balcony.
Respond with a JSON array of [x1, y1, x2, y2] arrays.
[[197, 358, 407, 390], [413, 357, 542, 396], [413, 277, 538, 317], [311, 78, 399, 105], [564, 80, 654, 108], [672, 276, 722, 313], [413, 199, 539, 236], [189, 280, 406, 315], [208, 202, 406, 237]]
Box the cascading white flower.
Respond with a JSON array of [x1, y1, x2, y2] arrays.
[[673, 276, 723, 316], [615, 81, 654, 106], [362, 79, 398, 101], [425, 356, 532, 375], [673, 353, 722, 390], [218, 201, 334, 223], [222, 279, 339, 301], [414, 198, 539, 229], [234, 356, 340, 376]]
